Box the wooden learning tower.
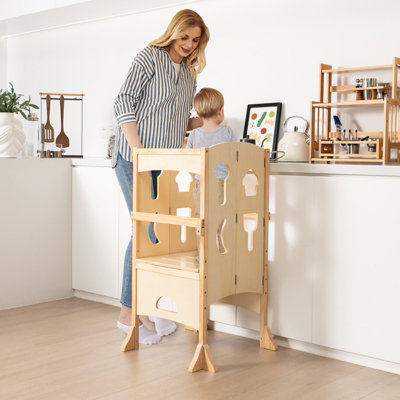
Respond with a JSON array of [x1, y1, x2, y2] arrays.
[[121, 142, 277, 373]]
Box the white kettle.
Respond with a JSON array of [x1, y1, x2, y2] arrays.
[[278, 116, 309, 162]]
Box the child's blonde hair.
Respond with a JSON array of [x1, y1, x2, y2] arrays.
[[149, 9, 209, 77], [194, 88, 224, 119]]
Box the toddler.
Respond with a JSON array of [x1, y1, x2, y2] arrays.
[[186, 87, 235, 257]]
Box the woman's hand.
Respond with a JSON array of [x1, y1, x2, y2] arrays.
[[120, 121, 143, 150]]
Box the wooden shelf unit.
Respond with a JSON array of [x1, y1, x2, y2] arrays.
[[309, 57, 400, 165], [121, 143, 277, 373]]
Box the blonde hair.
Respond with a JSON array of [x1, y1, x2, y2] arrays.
[[194, 88, 224, 119], [149, 9, 209, 77]]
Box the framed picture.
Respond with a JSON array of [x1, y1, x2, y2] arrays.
[[243, 102, 282, 157]]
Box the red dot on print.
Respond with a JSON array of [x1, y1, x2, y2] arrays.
[[251, 113, 257, 120], [261, 128, 267, 134]]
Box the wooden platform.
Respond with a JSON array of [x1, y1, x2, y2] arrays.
[[137, 251, 199, 274]]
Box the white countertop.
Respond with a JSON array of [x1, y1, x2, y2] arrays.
[[270, 162, 400, 177], [71, 157, 112, 167], [69, 157, 400, 177]]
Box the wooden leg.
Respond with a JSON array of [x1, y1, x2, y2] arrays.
[[184, 325, 197, 332], [121, 315, 139, 352], [188, 344, 218, 373], [260, 293, 278, 351], [261, 326, 278, 351], [187, 310, 217, 372]]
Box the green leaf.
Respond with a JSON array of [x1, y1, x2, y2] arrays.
[[0, 82, 38, 116]]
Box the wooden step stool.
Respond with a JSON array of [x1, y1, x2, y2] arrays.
[[121, 142, 277, 372]]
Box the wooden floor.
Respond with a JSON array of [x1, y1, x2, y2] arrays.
[[1, 299, 399, 400]]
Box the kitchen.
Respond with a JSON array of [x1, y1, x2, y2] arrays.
[[1, 0, 400, 397]]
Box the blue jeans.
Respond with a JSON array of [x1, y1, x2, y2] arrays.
[[114, 153, 159, 308]]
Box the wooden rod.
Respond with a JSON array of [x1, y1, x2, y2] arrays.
[[388, 103, 392, 143], [393, 57, 398, 100], [136, 148, 201, 155], [322, 64, 393, 73], [383, 100, 389, 164], [132, 212, 201, 228], [199, 147, 208, 346], [331, 85, 387, 92], [39, 92, 84, 96], [311, 158, 383, 163], [309, 102, 315, 162], [312, 100, 384, 108]]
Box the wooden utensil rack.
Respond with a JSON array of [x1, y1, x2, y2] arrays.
[[309, 57, 400, 164], [38, 92, 84, 158], [121, 143, 277, 372]]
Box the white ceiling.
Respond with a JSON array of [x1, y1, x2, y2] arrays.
[[0, 0, 199, 37], [0, 0, 91, 21]]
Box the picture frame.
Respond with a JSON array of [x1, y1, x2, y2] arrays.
[[243, 102, 282, 158]]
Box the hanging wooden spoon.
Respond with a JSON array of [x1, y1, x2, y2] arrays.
[[55, 95, 70, 149]]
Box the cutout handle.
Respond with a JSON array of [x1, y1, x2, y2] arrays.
[[243, 213, 258, 251]]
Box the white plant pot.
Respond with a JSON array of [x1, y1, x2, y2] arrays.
[[0, 113, 26, 157]]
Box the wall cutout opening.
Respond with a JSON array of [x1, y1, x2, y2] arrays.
[[150, 170, 162, 200], [156, 296, 178, 313], [217, 219, 228, 254], [243, 213, 258, 251], [175, 171, 193, 192], [176, 207, 191, 243], [214, 162, 230, 205], [242, 170, 258, 197], [148, 221, 159, 244]]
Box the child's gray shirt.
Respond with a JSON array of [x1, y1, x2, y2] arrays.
[[186, 125, 235, 180]]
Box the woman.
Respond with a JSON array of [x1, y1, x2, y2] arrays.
[[113, 9, 209, 344]]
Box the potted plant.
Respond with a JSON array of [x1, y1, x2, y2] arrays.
[[0, 83, 39, 157]]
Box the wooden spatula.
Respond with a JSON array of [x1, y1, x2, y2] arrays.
[[55, 95, 70, 149], [44, 95, 54, 143]]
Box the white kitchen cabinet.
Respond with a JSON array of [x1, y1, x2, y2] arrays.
[[70, 160, 400, 369], [233, 167, 400, 366], [0, 159, 72, 310], [267, 174, 315, 343], [72, 166, 119, 298], [312, 175, 400, 364]]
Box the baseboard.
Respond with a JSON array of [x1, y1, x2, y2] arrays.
[[0, 295, 73, 311], [209, 321, 400, 375], [73, 290, 121, 307], [71, 295, 400, 376]]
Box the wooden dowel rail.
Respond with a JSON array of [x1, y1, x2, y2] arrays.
[[39, 92, 85, 96], [132, 212, 202, 229], [322, 64, 396, 74]]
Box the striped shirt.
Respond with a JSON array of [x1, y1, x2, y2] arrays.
[[113, 46, 196, 167]]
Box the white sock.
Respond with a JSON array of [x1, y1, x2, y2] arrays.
[[148, 316, 177, 336], [116, 321, 162, 345]]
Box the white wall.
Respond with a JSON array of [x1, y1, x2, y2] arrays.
[[0, 37, 5, 89], [4, 0, 400, 156]]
